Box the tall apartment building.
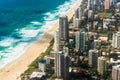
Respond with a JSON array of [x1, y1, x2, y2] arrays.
[[112, 32, 120, 48], [88, 49, 101, 67], [55, 51, 70, 80], [54, 30, 60, 52], [97, 57, 106, 75], [104, 0, 110, 10], [87, 0, 91, 10], [112, 65, 120, 80], [59, 15, 69, 42], [76, 30, 86, 52], [88, 10, 94, 21], [110, 0, 116, 6], [73, 18, 81, 28], [78, 6, 83, 20], [74, 8, 79, 18], [91, 0, 96, 11]]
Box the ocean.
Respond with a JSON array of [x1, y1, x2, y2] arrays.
[[0, 0, 78, 68]]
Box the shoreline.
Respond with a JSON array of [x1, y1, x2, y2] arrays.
[[0, 0, 82, 80]]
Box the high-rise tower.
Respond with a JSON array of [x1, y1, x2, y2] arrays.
[[55, 51, 70, 80], [88, 49, 101, 67], [97, 57, 106, 75], [54, 30, 60, 52], [76, 30, 86, 52], [59, 15, 69, 42], [112, 32, 120, 48], [104, 0, 110, 10]]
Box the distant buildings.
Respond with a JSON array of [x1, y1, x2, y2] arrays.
[[73, 6, 83, 28], [87, 0, 91, 10], [75, 30, 86, 52], [83, 9, 88, 17], [116, 2, 120, 12], [110, 0, 117, 7], [55, 51, 70, 80], [74, 9, 79, 18], [73, 18, 81, 28], [78, 6, 83, 20], [91, 0, 96, 11], [87, 0, 96, 11], [112, 65, 120, 80], [104, 0, 110, 10], [103, 18, 116, 29], [88, 49, 101, 67], [112, 32, 120, 48], [97, 57, 106, 75], [88, 10, 94, 21], [59, 15, 69, 42]]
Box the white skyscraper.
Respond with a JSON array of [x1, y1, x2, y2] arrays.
[[97, 57, 106, 75], [54, 30, 60, 52], [78, 6, 83, 20], [110, 0, 115, 6], [112, 65, 120, 80], [88, 10, 93, 21], [92, 0, 96, 11], [87, 0, 91, 10], [55, 51, 70, 80], [76, 30, 86, 52], [87, 0, 96, 11], [88, 49, 101, 67], [112, 32, 120, 48], [73, 18, 81, 28], [55, 51, 62, 78]]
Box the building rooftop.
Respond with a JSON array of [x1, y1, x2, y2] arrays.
[[116, 2, 120, 9], [98, 56, 106, 60], [98, 37, 108, 42], [89, 49, 99, 53], [113, 64, 120, 70], [110, 58, 120, 64], [30, 71, 45, 79], [44, 55, 55, 60], [39, 60, 46, 64]]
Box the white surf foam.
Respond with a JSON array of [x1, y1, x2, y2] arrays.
[[30, 21, 42, 25], [0, 37, 18, 47], [20, 28, 40, 38], [0, 42, 28, 68]]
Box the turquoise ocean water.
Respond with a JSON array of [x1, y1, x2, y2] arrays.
[[0, 0, 78, 68]]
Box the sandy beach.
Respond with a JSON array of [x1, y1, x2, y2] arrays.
[[0, 0, 82, 80]]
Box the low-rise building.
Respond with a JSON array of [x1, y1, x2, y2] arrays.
[[38, 60, 46, 72], [29, 71, 46, 80]]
